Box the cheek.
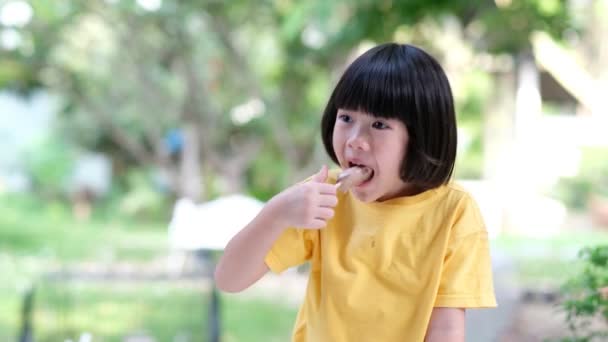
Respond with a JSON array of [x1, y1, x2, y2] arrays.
[[379, 139, 408, 174], [332, 129, 345, 156]]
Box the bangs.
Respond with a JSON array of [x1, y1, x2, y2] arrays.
[[321, 43, 457, 189], [331, 45, 414, 122]]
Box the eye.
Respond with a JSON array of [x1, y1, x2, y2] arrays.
[[372, 121, 390, 130], [337, 114, 352, 123]]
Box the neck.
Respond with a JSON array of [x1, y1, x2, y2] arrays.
[[378, 183, 425, 202]]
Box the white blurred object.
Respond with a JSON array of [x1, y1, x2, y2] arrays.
[[505, 194, 567, 237], [167, 194, 264, 275], [0, 1, 33, 27], [230, 97, 265, 125], [69, 153, 112, 196], [168, 194, 264, 250], [459, 180, 505, 239], [0, 171, 30, 192], [0, 90, 57, 171], [78, 333, 92, 342]]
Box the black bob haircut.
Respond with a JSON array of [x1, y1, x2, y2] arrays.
[[321, 43, 457, 190]]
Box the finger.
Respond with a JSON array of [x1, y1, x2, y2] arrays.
[[318, 194, 338, 208], [311, 165, 328, 183], [315, 208, 335, 220], [317, 183, 337, 195], [306, 219, 327, 229]]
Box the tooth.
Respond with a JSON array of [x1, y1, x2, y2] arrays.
[[336, 166, 372, 192]]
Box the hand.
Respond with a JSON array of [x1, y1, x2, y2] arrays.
[[269, 165, 338, 229]]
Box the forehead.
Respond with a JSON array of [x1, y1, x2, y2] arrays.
[[332, 61, 413, 122]]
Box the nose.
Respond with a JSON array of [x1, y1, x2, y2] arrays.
[[347, 126, 371, 151]]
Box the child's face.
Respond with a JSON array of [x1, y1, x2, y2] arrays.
[[332, 109, 413, 202]]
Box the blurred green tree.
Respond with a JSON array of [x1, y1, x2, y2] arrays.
[[0, 0, 573, 200]]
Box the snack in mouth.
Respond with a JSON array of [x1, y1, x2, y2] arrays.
[[336, 166, 373, 192]]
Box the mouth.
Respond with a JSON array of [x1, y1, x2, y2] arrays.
[[347, 162, 375, 186]]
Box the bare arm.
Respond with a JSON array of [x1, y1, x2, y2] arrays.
[[214, 166, 337, 293], [214, 199, 286, 293], [425, 308, 466, 342]]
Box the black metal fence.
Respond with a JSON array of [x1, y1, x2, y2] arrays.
[[19, 250, 220, 342]]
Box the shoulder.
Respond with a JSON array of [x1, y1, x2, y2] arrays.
[[431, 181, 478, 210], [436, 182, 486, 236]]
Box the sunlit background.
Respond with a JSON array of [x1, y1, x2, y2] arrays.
[[1, 0, 607, 341]]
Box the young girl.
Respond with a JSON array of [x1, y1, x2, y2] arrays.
[[215, 43, 496, 342]]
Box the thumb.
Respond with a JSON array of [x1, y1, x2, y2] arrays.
[[311, 165, 328, 183]]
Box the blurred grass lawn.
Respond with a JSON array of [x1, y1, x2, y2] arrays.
[[493, 229, 608, 287], [0, 195, 297, 341], [0, 280, 297, 342], [3, 193, 608, 340]]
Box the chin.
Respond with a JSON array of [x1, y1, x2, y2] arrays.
[[351, 190, 380, 203]]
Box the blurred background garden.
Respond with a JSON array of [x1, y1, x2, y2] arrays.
[[1, 0, 607, 341]]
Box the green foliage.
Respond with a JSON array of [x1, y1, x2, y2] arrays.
[[557, 245, 608, 341], [22, 133, 76, 198], [20, 283, 296, 342], [480, 0, 572, 53], [493, 232, 608, 287], [0, 193, 167, 260], [0, 195, 297, 341], [0, 0, 577, 199], [248, 147, 291, 201], [455, 134, 483, 179], [0, 1, 84, 92], [453, 71, 492, 179], [33, 283, 208, 342], [552, 148, 608, 209], [116, 169, 170, 221]]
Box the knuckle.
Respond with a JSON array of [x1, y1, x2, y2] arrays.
[[299, 183, 310, 193]]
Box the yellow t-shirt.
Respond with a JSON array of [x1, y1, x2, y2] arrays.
[[264, 170, 497, 342]]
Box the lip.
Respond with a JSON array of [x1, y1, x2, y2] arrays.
[[347, 156, 366, 165], [345, 158, 371, 169], [355, 176, 373, 189], [343, 158, 375, 188]]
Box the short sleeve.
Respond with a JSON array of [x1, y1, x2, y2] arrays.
[[264, 227, 319, 274], [435, 195, 497, 308], [264, 171, 339, 274]]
